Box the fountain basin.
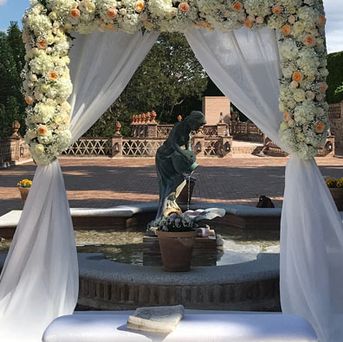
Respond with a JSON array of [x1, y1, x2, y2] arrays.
[[78, 253, 280, 311]]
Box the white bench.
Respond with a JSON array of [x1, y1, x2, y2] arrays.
[[43, 311, 317, 342]]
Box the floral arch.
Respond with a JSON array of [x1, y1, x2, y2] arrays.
[[0, 1, 342, 342], [23, 0, 328, 163]]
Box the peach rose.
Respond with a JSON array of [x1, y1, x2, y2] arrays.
[[232, 1, 243, 11], [48, 71, 59, 81], [288, 15, 296, 25], [292, 71, 303, 83], [281, 24, 291, 36], [303, 34, 316, 47], [178, 2, 190, 13], [70, 8, 80, 18], [37, 37, 47, 49], [272, 5, 283, 15], [256, 16, 264, 24], [25, 95, 34, 105], [283, 112, 292, 121], [106, 7, 117, 18], [318, 15, 326, 27], [314, 121, 326, 134], [135, 0, 145, 13], [37, 125, 49, 136], [244, 17, 254, 29], [290, 81, 299, 89]]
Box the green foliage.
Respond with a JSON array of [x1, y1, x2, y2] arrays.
[[327, 51, 343, 104], [0, 22, 26, 138], [88, 33, 208, 136]]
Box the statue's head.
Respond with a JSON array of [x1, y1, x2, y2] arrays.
[[185, 111, 206, 131]]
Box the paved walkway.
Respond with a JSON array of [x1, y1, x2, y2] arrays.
[[0, 155, 342, 217]]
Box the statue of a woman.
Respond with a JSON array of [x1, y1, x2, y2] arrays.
[[155, 111, 206, 219]]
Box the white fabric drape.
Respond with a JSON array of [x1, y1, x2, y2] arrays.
[[185, 27, 343, 342], [0, 30, 158, 342]]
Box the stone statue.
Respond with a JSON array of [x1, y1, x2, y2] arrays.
[[155, 111, 206, 219]]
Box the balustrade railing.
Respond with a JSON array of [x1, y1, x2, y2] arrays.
[[122, 139, 164, 157], [63, 138, 112, 156], [229, 121, 264, 142]]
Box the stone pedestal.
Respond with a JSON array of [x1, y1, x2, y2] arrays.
[[146, 123, 158, 138], [111, 136, 123, 157]]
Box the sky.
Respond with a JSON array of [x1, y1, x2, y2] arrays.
[[0, 0, 342, 53]]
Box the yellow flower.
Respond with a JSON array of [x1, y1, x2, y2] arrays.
[[17, 179, 33, 188]]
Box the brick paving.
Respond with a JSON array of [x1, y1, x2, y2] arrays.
[[0, 155, 343, 217]]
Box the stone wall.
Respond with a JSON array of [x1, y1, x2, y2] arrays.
[[329, 102, 343, 148]]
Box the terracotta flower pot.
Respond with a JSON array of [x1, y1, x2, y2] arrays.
[[156, 230, 197, 272], [329, 188, 343, 211], [18, 187, 30, 203]]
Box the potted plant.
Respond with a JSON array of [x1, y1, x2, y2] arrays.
[[325, 177, 343, 211], [17, 179, 32, 203], [148, 208, 225, 272]]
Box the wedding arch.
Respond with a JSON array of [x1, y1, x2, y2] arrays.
[[0, 0, 342, 341]]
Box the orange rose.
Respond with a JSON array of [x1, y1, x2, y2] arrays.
[[178, 2, 190, 13], [281, 24, 291, 36], [37, 37, 47, 49], [318, 15, 326, 27], [232, 1, 243, 11], [303, 34, 316, 47], [292, 71, 303, 83], [25, 95, 34, 105], [272, 5, 283, 15], [106, 7, 117, 18], [70, 8, 80, 18], [319, 82, 328, 93], [283, 112, 292, 121], [314, 121, 325, 134], [135, 0, 145, 13], [244, 17, 254, 29], [48, 70, 59, 81], [37, 125, 49, 136]]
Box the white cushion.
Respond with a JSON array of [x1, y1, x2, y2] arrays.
[[43, 311, 317, 342]]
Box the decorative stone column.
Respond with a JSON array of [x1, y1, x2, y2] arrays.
[[112, 121, 123, 157]]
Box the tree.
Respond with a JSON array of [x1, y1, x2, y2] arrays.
[[0, 23, 26, 138], [327, 51, 343, 104], [87, 33, 208, 136]]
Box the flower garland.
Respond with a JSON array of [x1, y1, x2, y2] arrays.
[[22, 0, 328, 164]]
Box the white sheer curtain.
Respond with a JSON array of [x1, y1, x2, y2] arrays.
[[185, 27, 343, 342], [0, 30, 158, 342]]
